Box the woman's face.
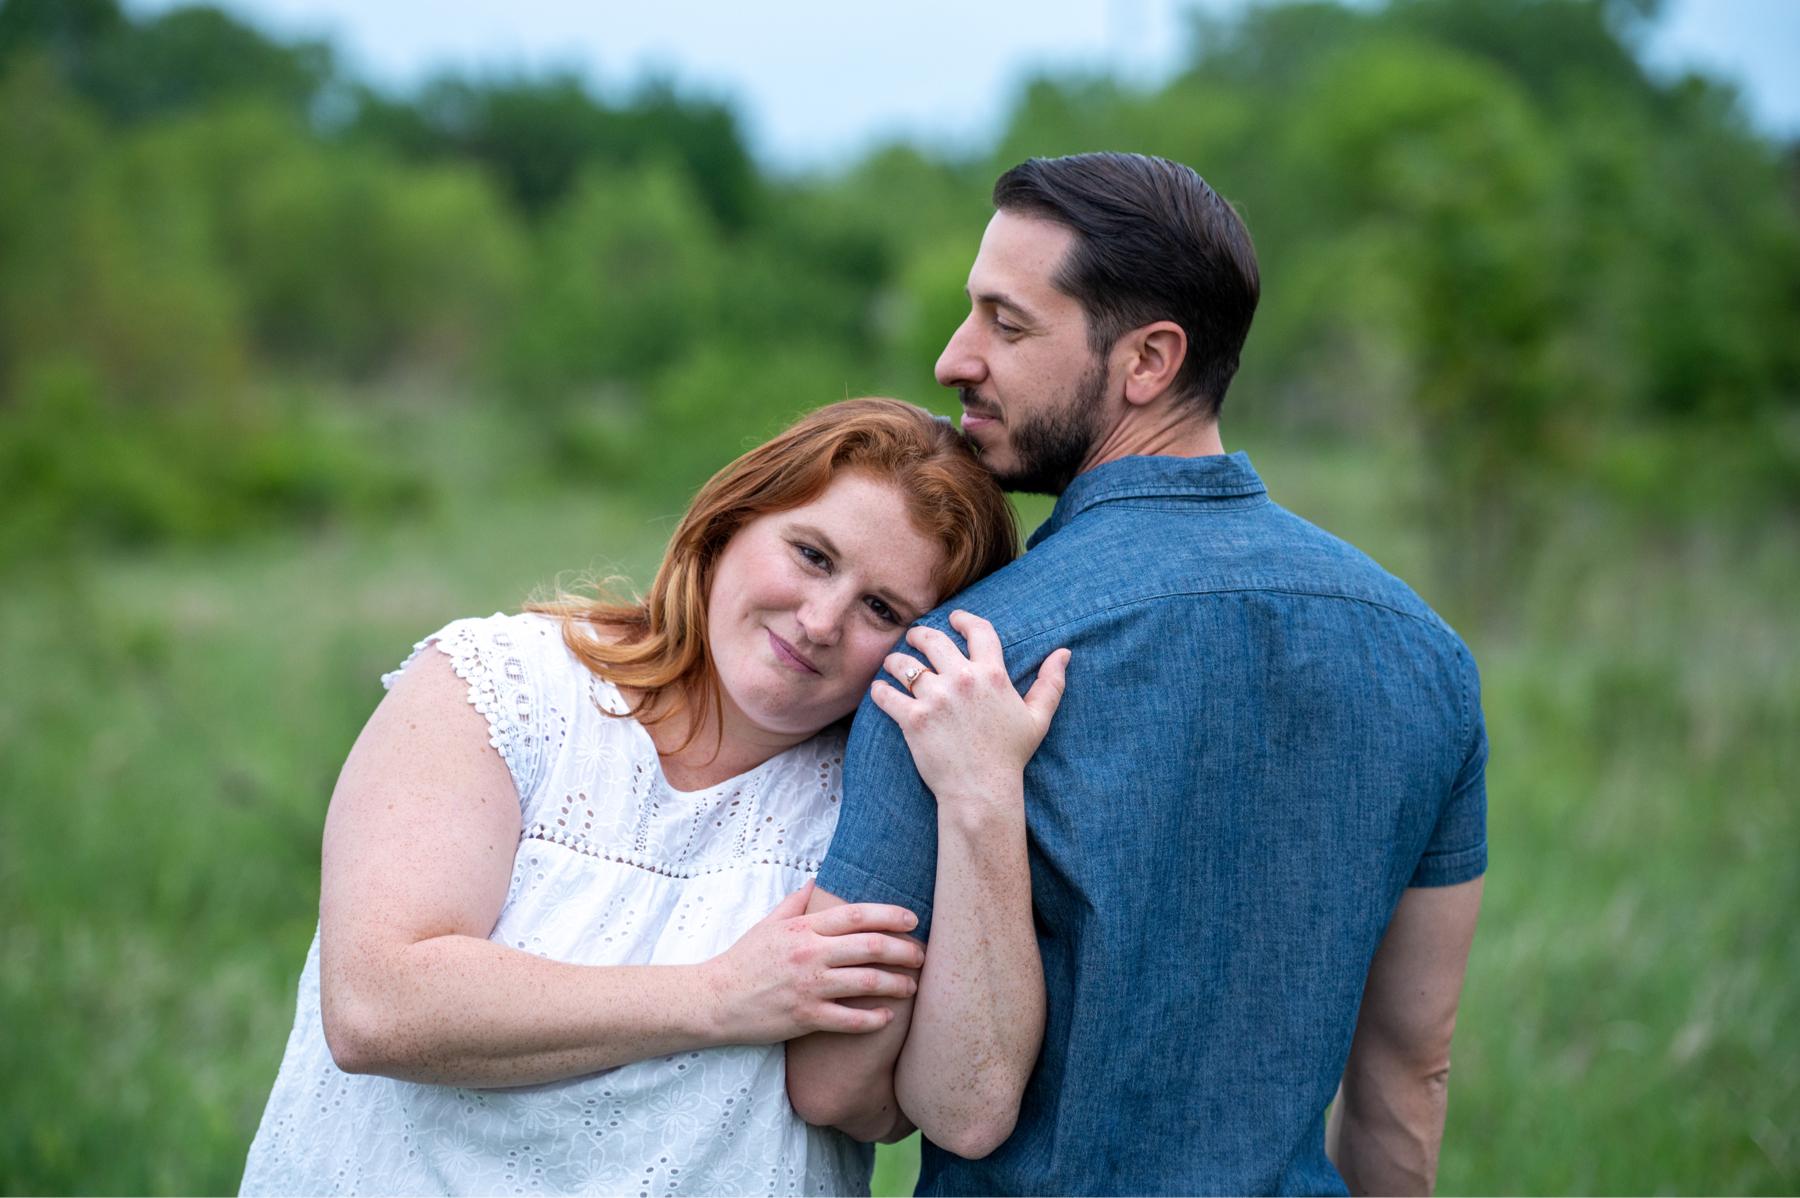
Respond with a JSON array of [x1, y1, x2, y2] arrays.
[[706, 471, 946, 744]]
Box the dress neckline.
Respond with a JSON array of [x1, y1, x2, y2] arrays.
[[588, 674, 802, 798]]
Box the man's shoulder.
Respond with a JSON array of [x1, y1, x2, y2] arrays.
[[1260, 504, 1464, 636], [934, 495, 1468, 662], [912, 522, 1118, 659]]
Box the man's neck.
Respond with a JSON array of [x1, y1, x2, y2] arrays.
[[1079, 410, 1224, 474]]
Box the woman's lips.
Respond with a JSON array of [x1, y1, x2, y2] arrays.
[[767, 630, 820, 674]]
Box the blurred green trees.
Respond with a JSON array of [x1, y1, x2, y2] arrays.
[[3, 0, 1797, 598], [989, 0, 1800, 612], [3, 3, 1798, 1194]]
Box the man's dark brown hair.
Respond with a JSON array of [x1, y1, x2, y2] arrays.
[[993, 152, 1260, 419]]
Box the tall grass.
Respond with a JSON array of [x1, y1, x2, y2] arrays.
[[1, 405, 1793, 1194]]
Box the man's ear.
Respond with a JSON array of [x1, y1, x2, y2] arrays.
[[1119, 321, 1188, 407]]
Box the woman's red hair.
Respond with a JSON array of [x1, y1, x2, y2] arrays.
[[529, 398, 1017, 749]]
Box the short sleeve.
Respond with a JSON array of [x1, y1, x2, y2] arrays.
[[380, 612, 555, 805], [1408, 695, 1489, 888], [816, 663, 942, 939]]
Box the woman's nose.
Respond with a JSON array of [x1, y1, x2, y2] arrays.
[[796, 591, 846, 647]]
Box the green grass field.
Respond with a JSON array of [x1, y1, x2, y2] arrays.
[[2, 409, 1795, 1194]]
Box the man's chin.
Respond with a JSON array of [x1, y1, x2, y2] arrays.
[[966, 439, 1018, 477], [990, 449, 1084, 497]]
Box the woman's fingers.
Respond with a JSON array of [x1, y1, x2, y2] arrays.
[[886, 612, 1004, 694], [807, 900, 918, 937], [947, 609, 1004, 666], [881, 652, 930, 695], [821, 930, 925, 970], [904, 624, 967, 676], [1023, 647, 1073, 725], [819, 966, 919, 1002], [869, 679, 909, 721], [811, 1001, 895, 1035]]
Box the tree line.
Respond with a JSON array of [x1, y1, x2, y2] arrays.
[[3, 0, 1796, 607]]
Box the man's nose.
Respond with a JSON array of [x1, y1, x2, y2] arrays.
[[935, 314, 984, 389]]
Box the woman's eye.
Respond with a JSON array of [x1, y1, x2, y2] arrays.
[[794, 543, 829, 571], [865, 597, 901, 626]]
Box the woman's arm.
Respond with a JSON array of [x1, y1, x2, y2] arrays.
[[787, 613, 1065, 1156], [318, 650, 924, 1088]]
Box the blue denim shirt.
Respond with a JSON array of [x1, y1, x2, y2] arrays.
[[818, 453, 1487, 1196]]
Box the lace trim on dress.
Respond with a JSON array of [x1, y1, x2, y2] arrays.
[[380, 614, 542, 800], [521, 820, 825, 877]]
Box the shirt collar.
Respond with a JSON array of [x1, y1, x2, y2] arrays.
[[1026, 452, 1267, 549]]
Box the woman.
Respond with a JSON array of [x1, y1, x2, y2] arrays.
[[240, 398, 1065, 1195]]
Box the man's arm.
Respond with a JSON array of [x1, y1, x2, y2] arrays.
[[786, 792, 1042, 1158], [1328, 877, 1484, 1196], [787, 614, 1061, 1157], [891, 769, 1042, 1158]]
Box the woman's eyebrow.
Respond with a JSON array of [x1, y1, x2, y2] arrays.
[[789, 522, 843, 562]]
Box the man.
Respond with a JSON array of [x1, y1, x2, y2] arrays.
[[787, 152, 1487, 1196]]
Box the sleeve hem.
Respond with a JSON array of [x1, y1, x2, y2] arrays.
[[381, 614, 540, 804], [816, 856, 937, 942], [1407, 842, 1487, 888]]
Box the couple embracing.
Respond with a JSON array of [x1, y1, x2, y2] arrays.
[[243, 152, 1486, 1197]]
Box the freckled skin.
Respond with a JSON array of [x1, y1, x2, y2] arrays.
[[787, 612, 1070, 1153]]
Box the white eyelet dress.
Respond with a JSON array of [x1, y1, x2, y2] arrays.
[[240, 612, 873, 1197]]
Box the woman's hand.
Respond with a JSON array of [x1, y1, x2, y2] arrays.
[[872, 609, 1070, 808], [700, 881, 925, 1043]]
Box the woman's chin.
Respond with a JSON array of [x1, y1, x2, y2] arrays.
[[722, 671, 867, 741], [761, 706, 853, 739], [727, 692, 844, 743]]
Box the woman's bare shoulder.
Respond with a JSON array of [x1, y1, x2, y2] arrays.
[[375, 647, 517, 781]]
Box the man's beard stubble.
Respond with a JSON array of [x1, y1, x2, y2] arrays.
[[961, 357, 1108, 497]]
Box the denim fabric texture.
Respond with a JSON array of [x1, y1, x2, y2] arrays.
[[817, 452, 1487, 1197]]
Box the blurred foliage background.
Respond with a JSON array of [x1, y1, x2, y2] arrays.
[[1, 0, 1796, 1192]]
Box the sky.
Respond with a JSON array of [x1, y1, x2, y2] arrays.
[[126, 0, 1800, 171]]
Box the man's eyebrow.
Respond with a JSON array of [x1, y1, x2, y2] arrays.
[[790, 521, 933, 618], [966, 286, 1042, 326]]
